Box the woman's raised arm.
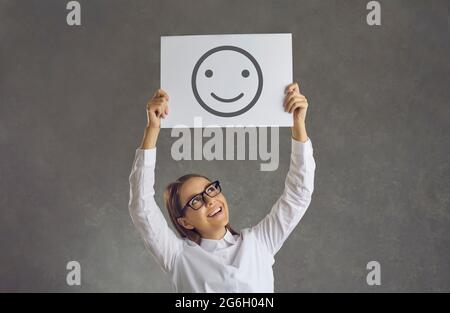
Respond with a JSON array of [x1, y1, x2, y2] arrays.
[[129, 89, 182, 273], [251, 83, 316, 255]]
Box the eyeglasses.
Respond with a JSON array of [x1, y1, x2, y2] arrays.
[[181, 180, 222, 215]]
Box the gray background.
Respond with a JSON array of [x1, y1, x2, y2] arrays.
[[0, 0, 448, 292]]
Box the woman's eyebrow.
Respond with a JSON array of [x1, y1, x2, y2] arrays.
[[186, 192, 200, 200], [186, 182, 212, 200]]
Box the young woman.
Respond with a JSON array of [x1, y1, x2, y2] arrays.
[[128, 82, 316, 292]]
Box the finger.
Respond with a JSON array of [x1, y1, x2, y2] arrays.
[[285, 82, 300, 94], [154, 88, 169, 100], [287, 98, 307, 113], [152, 99, 167, 109], [288, 102, 301, 114], [158, 100, 166, 108], [153, 89, 163, 98], [285, 95, 303, 111], [284, 93, 305, 106], [284, 91, 305, 106], [154, 97, 166, 104], [289, 102, 300, 114], [157, 103, 166, 116], [289, 100, 307, 114], [283, 93, 295, 109], [149, 100, 163, 113], [160, 106, 167, 118], [285, 97, 297, 112]]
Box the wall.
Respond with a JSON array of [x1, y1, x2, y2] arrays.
[[0, 0, 448, 292]]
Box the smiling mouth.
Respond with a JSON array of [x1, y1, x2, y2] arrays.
[[207, 206, 223, 218], [211, 92, 244, 103]]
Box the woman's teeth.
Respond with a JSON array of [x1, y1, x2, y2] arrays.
[[208, 207, 222, 217]]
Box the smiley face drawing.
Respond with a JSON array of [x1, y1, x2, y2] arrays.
[[191, 46, 263, 117]]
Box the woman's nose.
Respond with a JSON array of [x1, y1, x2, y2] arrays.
[[204, 197, 216, 207]]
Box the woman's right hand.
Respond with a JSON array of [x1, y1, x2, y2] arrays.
[[146, 89, 169, 128]]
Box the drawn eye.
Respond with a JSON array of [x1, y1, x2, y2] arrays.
[[205, 69, 213, 78], [241, 69, 249, 78]]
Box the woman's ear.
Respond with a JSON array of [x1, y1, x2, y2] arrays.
[[177, 217, 195, 230]]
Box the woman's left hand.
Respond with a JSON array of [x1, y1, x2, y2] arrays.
[[284, 82, 309, 142], [284, 82, 308, 125]]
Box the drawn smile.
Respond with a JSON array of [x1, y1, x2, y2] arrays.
[[210, 92, 244, 103]]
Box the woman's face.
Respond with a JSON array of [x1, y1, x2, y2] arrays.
[[177, 176, 229, 238]]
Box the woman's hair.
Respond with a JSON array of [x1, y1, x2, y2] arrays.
[[164, 173, 239, 245]]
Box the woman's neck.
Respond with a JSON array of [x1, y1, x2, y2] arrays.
[[201, 227, 227, 240]]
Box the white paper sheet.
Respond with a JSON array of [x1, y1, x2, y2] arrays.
[[160, 33, 293, 128]]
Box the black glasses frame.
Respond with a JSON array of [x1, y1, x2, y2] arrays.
[[180, 180, 221, 215]]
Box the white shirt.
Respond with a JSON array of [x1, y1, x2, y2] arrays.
[[128, 137, 316, 292]]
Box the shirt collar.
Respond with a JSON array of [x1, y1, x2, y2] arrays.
[[200, 229, 236, 252]]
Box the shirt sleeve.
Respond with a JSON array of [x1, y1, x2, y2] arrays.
[[251, 137, 316, 256], [128, 147, 183, 273]]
